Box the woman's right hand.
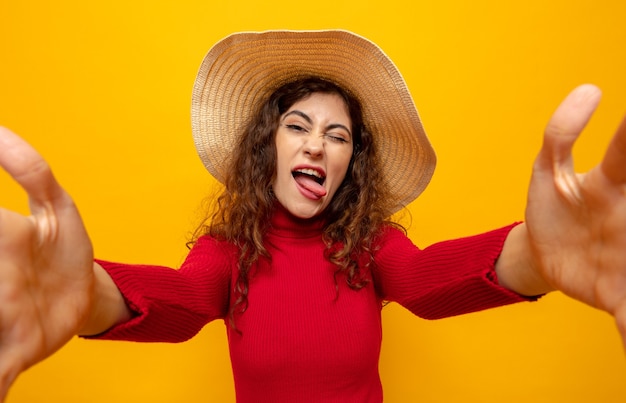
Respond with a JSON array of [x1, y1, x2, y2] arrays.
[[0, 127, 97, 401]]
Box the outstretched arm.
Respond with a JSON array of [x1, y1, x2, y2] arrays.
[[495, 84, 626, 349], [0, 127, 130, 401]]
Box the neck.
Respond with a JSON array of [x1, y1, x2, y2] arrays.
[[269, 202, 327, 239]]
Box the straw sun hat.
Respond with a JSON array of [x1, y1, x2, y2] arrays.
[[191, 30, 436, 210]]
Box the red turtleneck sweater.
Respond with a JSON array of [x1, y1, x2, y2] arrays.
[[93, 207, 530, 402]]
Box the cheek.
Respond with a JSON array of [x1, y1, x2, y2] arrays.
[[330, 151, 353, 185], [273, 137, 289, 174]]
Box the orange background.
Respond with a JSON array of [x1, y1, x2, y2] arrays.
[[1, 0, 625, 402]]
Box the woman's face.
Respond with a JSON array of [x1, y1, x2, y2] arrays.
[[273, 92, 354, 219]]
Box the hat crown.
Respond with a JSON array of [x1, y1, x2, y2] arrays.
[[191, 30, 436, 212]]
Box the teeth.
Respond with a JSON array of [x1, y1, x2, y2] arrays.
[[294, 168, 323, 179]]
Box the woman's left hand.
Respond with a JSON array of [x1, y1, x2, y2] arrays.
[[524, 84, 626, 348]]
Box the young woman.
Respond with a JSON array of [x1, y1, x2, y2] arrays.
[[0, 30, 624, 402]]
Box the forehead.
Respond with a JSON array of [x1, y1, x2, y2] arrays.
[[283, 92, 351, 119]]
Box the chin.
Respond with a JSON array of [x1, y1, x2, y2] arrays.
[[282, 200, 328, 219]]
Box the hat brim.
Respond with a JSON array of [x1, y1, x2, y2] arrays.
[[191, 30, 436, 211]]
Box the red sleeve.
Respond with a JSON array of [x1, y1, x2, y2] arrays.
[[87, 235, 233, 342], [372, 223, 538, 319]]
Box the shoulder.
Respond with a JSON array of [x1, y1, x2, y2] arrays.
[[372, 223, 415, 249], [193, 234, 238, 251], [183, 234, 239, 268], [368, 223, 422, 268]]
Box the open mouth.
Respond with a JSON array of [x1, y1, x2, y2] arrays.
[[291, 168, 328, 199], [292, 168, 326, 185]]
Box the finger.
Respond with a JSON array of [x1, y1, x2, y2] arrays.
[[0, 348, 22, 403], [538, 84, 602, 169], [615, 301, 626, 354], [600, 115, 626, 185], [0, 127, 66, 207]]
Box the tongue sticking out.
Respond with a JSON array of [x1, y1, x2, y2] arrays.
[[294, 175, 327, 198]]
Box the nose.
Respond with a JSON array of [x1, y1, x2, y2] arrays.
[[303, 132, 324, 158]]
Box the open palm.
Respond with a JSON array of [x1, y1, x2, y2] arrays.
[[525, 85, 626, 348], [0, 127, 95, 401]]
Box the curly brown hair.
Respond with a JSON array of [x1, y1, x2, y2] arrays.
[[192, 77, 403, 327]]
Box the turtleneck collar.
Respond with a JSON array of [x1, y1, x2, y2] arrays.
[[267, 202, 327, 239]]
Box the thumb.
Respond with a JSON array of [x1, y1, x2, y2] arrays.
[[615, 301, 626, 354], [0, 127, 49, 187], [537, 84, 602, 169], [0, 127, 67, 215], [0, 349, 21, 403]]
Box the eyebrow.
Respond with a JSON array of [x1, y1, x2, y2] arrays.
[[282, 110, 352, 137]]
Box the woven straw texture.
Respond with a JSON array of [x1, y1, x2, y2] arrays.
[[191, 30, 436, 210]]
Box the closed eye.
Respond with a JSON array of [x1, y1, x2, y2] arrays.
[[325, 134, 348, 143], [283, 124, 309, 133]]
